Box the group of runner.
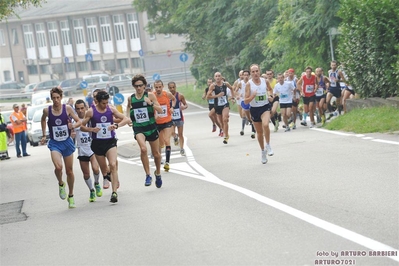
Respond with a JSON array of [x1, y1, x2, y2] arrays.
[[203, 61, 354, 164], [40, 75, 187, 208]]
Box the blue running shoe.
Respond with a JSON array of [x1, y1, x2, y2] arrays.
[[154, 171, 162, 188], [145, 175, 152, 186]]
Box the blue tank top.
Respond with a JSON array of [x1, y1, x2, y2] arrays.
[[171, 92, 183, 121], [48, 104, 71, 141], [90, 105, 115, 140]]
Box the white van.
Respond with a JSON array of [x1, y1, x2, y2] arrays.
[[83, 74, 110, 90]]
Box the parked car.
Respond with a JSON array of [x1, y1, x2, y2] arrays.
[[31, 91, 51, 106], [22, 83, 37, 94], [83, 74, 110, 90], [59, 78, 83, 95], [0, 81, 25, 94], [110, 74, 132, 89], [27, 109, 49, 146], [33, 79, 60, 92]]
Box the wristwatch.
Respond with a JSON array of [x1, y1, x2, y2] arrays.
[[114, 123, 119, 129]]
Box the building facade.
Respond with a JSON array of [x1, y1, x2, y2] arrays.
[[0, 0, 193, 85]]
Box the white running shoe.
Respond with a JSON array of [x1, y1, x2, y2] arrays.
[[261, 150, 268, 164], [266, 144, 274, 156]]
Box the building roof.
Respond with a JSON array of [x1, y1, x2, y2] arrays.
[[5, 0, 136, 22]]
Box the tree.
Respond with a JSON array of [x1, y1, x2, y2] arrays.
[[133, 0, 278, 84], [0, 0, 46, 21], [338, 0, 399, 98], [263, 0, 341, 74]]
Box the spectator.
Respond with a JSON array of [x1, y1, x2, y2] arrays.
[[86, 92, 94, 107], [0, 111, 11, 160], [9, 104, 30, 158], [21, 103, 27, 116]]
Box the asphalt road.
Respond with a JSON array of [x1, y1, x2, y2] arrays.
[[0, 99, 398, 266]]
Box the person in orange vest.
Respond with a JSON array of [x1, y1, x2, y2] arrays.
[[9, 103, 30, 158]]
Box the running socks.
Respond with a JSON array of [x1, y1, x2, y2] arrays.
[[165, 146, 171, 163]]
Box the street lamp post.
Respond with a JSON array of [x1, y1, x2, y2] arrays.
[[328, 27, 340, 61]]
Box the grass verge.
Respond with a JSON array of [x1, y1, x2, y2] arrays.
[[324, 106, 399, 134]]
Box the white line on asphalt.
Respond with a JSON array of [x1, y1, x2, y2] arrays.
[[307, 128, 399, 145], [182, 140, 399, 262]]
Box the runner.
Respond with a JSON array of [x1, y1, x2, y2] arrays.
[[244, 64, 274, 164], [315, 68, 330, 125], [80, 90, 130, 203], [236, 70, 256, 138], [127, 74, 164, 188], [74, 99, 102, 202], [168, 81, 188, 155], [265, 70, 280, 132], [285, 68, 299, 129], [202, 78, 221, 133], [206, 72, 234, 144], [297, 66, 318, 128], [327, 60, 345, 118], [273, 73, 295, 132], [154, 79, 176, 172], [40, 87, 82, 208]]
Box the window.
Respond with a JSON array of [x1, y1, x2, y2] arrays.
[[35, 23, 47, 48], [65, 63, 75, 72], [92, 61, 101, 71], [47, 22, 59, 47], [60, 21, 71, 45], [40, 65, 49, 74], [131, 58, 140, 68], [27, 65, 38, 75], [100, 16, 111, 42], [23, 25, 34, 48], [86, 18, 98, 43], [118, 59, 128, 70], [0, 29, 5, 46], [127, 13, 140, 40], [77, 62, 88, 71], [12, 28, 18, 45], [73, 19, 85, 44], [3, 71, 11, 81], [113, 15, 125, 41]]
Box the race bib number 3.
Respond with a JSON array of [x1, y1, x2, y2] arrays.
[[96, 122, 111, 139], [52, 125, 69, 141], [134, 108, 150, 123]]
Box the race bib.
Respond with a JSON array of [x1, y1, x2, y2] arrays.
[[330, 76, 336, 87], [158, 105, 168, 118], [133, 108, 149, 123], [306, 85, 314, 93], [316, 88, 324, 96], [208, 98, 214, 104], [218, 96, 227, 106], [255, 92, 267, 104], [52, 125, 69, 141], [78, 132, 91, 147], [96, 123, 111, 139], [172, 108, 181, 120], [280, 93, 288, 99]]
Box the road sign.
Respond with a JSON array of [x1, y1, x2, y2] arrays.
[[180, 53, 188, 62], [167, 50, 172, 57], [64, 57, 69, 63], [109, 86, 119, 96], [152, 73, 160, 81], [113, 93, 124, 105], [80, 81, 88, 89], [138, 49, 144, 57], [85, 53, 93, 62]]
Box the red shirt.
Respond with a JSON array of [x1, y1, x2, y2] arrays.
[[302, 74, 317, 97]]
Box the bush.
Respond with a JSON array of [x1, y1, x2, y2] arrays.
[[338, 0, 399, 98]]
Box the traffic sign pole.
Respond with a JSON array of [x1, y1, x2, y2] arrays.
[[180, 53, 189, 89]]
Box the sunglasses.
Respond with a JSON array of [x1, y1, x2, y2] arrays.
[[133, 84, 145, 88]]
